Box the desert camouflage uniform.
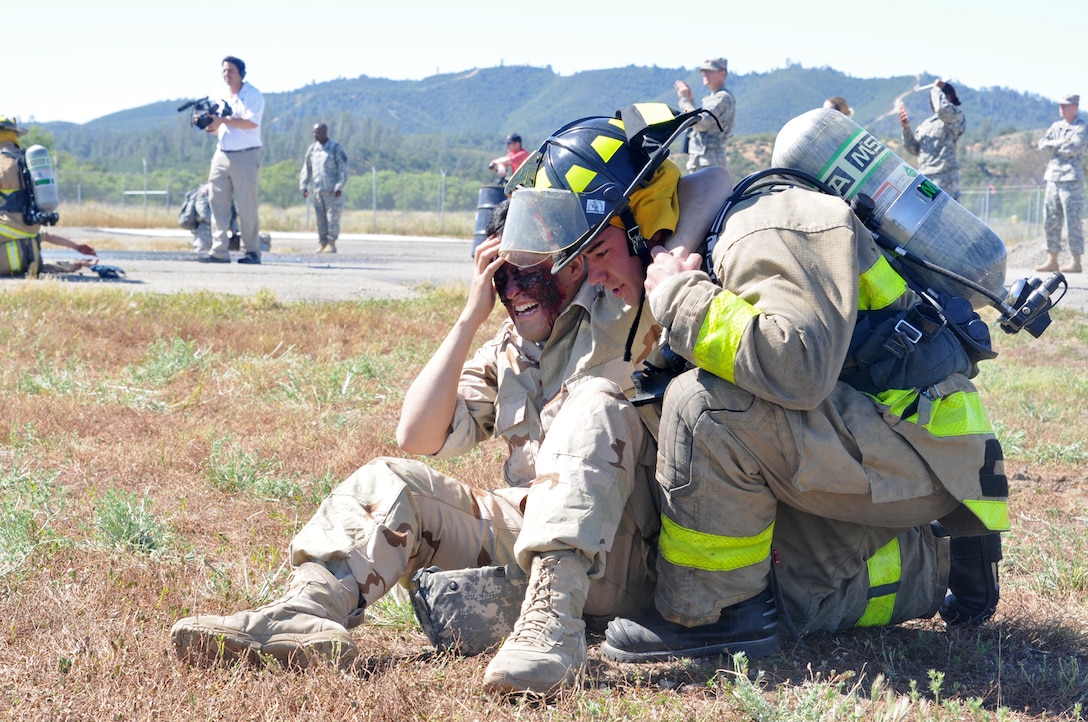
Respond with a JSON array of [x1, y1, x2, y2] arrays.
[[0, 140, 41, 276], [902, 89, 966, 200], [300, 138, 349, 245], [648, 184, 1006, 630], [1039, 115, 1087, 255], [677, 87, 735, 173], [287, 281, 662, 625]]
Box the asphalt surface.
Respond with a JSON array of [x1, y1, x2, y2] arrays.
[[11, 228, 1088, 319], [27, 227, 476, 302]]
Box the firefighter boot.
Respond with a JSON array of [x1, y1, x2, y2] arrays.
[[940, 532, 1001, 626], [1035, 252, 1060, 272], [600, 587, 779, 662], [1061, 254, 1082, 273], [482, 551, 589, 695], [171, 561, 360, 668]]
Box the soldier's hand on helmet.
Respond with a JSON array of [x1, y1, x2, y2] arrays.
[[646, 246, 703, 295], [465, 235, 503, 325]]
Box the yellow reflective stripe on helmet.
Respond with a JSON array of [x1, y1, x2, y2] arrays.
[[659, 513, 773, 572], [590, 135, 624, 164], [856, 537, 901, 627], [563, 165, 597, 194], [858, 254, 908, 311], [692, 289, 760, 383], [962, 499, 1011, 532], [631, 102, 676, 126]]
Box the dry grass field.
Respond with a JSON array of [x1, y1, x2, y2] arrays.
[[1, 282, 1086, 721]]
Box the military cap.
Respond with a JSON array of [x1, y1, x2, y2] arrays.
[[1059, 94, 1080, 105], [699, 58, 728, 72]]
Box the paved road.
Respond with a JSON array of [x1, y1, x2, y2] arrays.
[[18, 228, 1088, 319], [33, 228, 476, 302]]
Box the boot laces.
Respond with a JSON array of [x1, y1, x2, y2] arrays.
[[507, 561, 560, 645]]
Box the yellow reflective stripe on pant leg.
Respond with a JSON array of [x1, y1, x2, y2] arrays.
[[856, 537, 901, 627], [692, 290, 760, 384], [659, 513, 773, 571], [4, 240, 22, 272]]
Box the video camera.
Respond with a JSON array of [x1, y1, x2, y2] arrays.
[[177, 97, 233, 130]]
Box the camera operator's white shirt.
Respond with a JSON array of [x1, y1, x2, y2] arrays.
[[216, 82, 264, 152]]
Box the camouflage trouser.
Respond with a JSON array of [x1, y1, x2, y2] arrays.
[[654, 368, 961, 628], [313, 191, 343, 244], [191, 222, 212, 252], [1044, 180, 1085, 255], [288, 376, 659, 621], [927, 170, 961, 201]]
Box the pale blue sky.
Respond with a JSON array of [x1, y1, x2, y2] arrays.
[[10, 0, 1079, 124]]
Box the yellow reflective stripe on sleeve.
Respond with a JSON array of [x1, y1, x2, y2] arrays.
[[692, 289, 760, 383], [856, 537, 901, 627], [963, 499, 1011, 532], [0, 222, 37, 240], [857, 254, 908, 311], [659, 513, 773, 572]]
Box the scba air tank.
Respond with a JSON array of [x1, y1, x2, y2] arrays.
[[24, 144, 60, 212], [771, 107, 1006, 310]]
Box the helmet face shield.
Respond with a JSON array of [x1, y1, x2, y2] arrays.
[[499, 188, 592, 268]]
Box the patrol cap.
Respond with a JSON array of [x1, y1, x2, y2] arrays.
[[699, 57, 728, 72], [0, 115, 27, 135], [1059, 94, 1080, 105], [505, 133, 521, 144]]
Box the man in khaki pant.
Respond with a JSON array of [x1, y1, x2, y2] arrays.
[[171, 201, 660, 695]]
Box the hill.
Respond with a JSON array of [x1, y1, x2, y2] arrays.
[[24, 63, 1065, 214]]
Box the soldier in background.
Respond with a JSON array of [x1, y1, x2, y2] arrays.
[[899, 79, 966, 200], [300, 122, 349, 253], [674, 57, 735, 182], [1036, 94, 1086, 274]]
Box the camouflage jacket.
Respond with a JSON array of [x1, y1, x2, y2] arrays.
[[434, 281, 659, 487], [902, 93, 965, 176], [1039, 116, 1088, 183], [300, 138, 349, 193], [678, 87, 735, 165]]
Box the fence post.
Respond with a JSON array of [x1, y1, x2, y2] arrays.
[[371, 166, 377, 233]]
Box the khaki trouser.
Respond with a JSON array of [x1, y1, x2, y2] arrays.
[[656, 368, 960, 627], [208, 147, 261, 257], [289, 377, 659, 620]]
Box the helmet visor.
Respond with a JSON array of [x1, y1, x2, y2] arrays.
[[499, 188, 592, 268]]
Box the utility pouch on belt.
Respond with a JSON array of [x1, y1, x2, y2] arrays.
[[409, 564, 527, 656], [842, 302, 972, 395]]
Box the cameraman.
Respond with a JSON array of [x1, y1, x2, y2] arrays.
[[1, 115, 96, 277], [197, 55, 265, 265]]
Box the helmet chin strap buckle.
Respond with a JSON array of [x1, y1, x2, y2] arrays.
[[620, 207, 653, 267]]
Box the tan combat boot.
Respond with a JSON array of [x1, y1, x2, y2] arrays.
[[315, 242, 328, 253], [325, 240, 337, 254], [1035, 252, 1060, 272], [171, 561, 359, 668], [1061, 254, 1082, 273], [482, 551, 589, 695]]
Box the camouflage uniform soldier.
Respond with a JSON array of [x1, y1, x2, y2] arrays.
[[170, 203, 661, 696], [300, 122, 349, 253], [1037, 93, 1087, 274], [900, 80, 966, 200], [675, 57, 735, 181]]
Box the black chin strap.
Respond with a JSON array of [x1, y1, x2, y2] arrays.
[[616, 207, 654, 363], [623, 288, 646, 363]]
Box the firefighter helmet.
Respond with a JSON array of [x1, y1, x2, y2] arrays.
[[0, 115, 27, 136]]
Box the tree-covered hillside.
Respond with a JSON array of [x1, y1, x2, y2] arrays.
[[30, 63, 1063, 213]]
